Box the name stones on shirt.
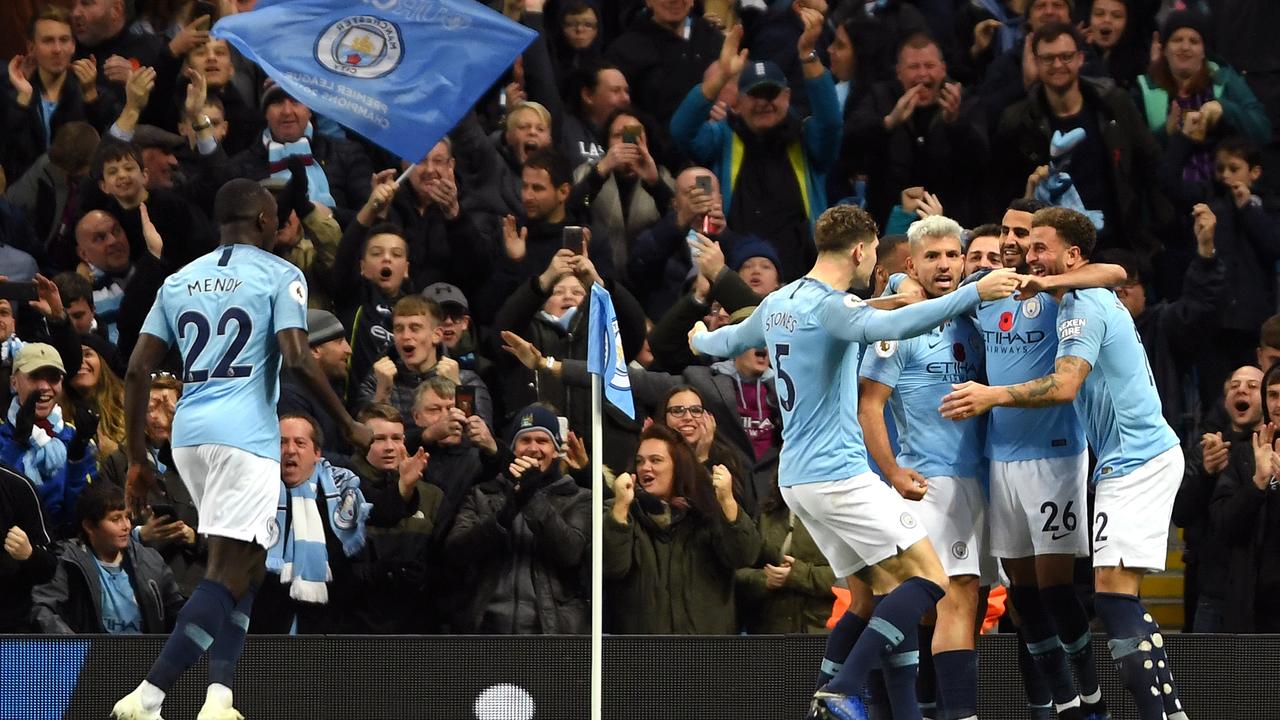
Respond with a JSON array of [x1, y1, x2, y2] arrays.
[[186, 277, 244, 296], [764, 311, 796, 333]]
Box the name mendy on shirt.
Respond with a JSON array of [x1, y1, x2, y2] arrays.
[[764, 311, 796, 333], [186, 278, 244, 296]]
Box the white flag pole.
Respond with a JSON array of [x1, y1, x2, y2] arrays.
[[590, 371, 604, 720]]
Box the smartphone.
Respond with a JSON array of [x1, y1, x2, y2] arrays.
[[193, 0, 216, 23], [694, 174, 713, 195], [0, 281, 38, 302], [556, 416, 569, 444], [621, 124, 642, 144], [455, 385, 476, 417], [150, 503, 177, 521], [562, 226, 585, 255]]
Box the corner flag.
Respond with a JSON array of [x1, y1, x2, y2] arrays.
[[211, 0, 536, 162], [586, 283, 635, 420]]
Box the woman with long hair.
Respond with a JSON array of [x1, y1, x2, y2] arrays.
[[66, 335, 125, 461], [1135, 11, 1270, 180], [655, 384, 756, 514], [604, 424, 761, 634]]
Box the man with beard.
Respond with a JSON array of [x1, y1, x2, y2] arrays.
[[995, 22, 1164, 252], [669, 7, 840, 281]]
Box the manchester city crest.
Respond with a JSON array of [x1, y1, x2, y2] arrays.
[[316, 16, 404, 79], [334, 487, 359, 530], [1022, 296, 1042, 319]]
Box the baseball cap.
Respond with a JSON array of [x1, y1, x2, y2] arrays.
[[13, 343, 65, 376], [738, 60, 787, 96], [307, 309, 345, 347], [422, 283, 469, 314]]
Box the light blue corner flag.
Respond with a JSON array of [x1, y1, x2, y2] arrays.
[[587, 282, 635, 420], [212, 0, 537, 162]]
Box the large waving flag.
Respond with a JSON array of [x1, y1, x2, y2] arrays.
[[212, 0, 536, 161], [587, 282, 635, 420]]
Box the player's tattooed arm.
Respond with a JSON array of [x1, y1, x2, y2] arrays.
[[1005, 356, 1092, 408], [940, 356, 1091, 418]]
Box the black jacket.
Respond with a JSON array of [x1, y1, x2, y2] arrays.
[[1133, 254, 1225, 433], [605, 15, 724, 128], [1210, 440, 1280, 632], [31, 536, 184, 634], [251, 459, 420, 634], [1159, 133, 1280, 332], [995, 76, 1168, 253], [846, 80, 989, 228], [443, 471, 591, 634], [387, 191, 491, 303], [2, 70, 118, 182], [1174, 426, 1249, 606], [0, 462, 57, 631], [278, 372, 351, 457]]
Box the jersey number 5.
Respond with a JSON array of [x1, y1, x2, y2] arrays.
[[178, 308, 255, 383], [774, 343, 795, 412]]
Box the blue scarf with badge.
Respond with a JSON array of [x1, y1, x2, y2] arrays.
[[264, 122, 336, 208], [265, 459, 370, 604], [7, 397, 67, 485]]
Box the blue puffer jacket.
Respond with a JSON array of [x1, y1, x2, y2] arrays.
[[668, 70, 844, 234], [0, 420, 95, 539]]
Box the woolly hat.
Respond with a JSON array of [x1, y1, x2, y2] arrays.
[[509, 404, 563, 450], [728, 236, 782, 273], [306, 309, 345, 347], [1160, 10, 1211, 50]]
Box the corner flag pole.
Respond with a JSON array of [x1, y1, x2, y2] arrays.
[[590, 373, 604, 720]]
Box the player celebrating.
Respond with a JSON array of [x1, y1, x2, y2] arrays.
[[858, 215, 987, 720], [970, 199, 1124, 720], [942, 207, 1187, 720], [112, 179, 372, 720], [690, 205, 1022, 720]]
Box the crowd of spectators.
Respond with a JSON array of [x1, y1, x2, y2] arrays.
[[1, 0, 1279, 637]]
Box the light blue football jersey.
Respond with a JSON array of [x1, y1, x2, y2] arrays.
[[974, 293, 1085, 461], [141, 244, 309, 460], [1055, 288, 1178, 483], [693, 277, 983, 487], [860, 316, 986, 479]]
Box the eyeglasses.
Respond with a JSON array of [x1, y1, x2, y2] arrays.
[[1000, 225, 1031, 239], [666, 405, 706, 418], [1035, 51, 1079, 67]]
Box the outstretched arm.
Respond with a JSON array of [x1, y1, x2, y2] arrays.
[[1017, 263, 1126, 298], [939, 355, 1091, 419], [690, 305, 766, 358]]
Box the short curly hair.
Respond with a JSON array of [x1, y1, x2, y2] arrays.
[[815, 205, 879, 254], [1031, 207, 1096, 259]]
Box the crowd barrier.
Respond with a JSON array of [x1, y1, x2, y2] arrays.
[[3, 633, 1277, 719]]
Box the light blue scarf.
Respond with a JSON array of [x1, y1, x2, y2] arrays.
[[265, 459, 370, 604], [977, 0, 1023, 55], [539, 306, 578, 331], [264, 122, 337, 208], [7, 397, 67, 486]]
